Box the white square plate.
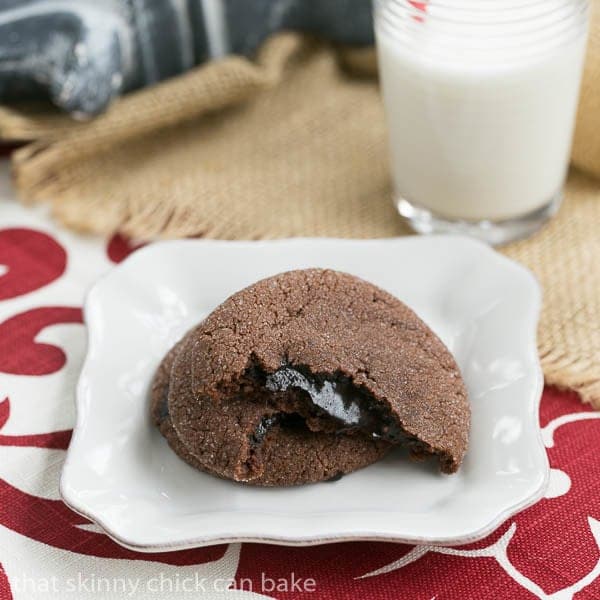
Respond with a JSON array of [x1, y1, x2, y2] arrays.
[[61, 236, 548, 551]]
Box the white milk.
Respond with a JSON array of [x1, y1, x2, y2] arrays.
[[376, 0, 589, 221]]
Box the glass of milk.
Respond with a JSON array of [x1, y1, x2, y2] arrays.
[[375, 0, 589, 245]]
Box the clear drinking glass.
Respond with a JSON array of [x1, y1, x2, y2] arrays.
[[374, 0, 589, 245]]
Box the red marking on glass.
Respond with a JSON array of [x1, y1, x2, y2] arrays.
[[408, 0, 428, 22]]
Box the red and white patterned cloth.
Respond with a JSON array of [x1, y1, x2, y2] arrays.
[[1, 159, 600, 599]]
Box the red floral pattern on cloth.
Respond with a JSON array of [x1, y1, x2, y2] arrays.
[[106, 234, 146, 264], [1, 201, 599, 599], [0, 397, 71, 449], [0, 307, 82, 375], [0, 229, 66, 301], [233, 389, 600, 600]]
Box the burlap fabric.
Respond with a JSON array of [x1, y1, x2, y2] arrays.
[[1, 29, 599, 406]]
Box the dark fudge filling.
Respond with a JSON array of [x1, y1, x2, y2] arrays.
[[250, 414, 280, 446], [264, 365, 408, 442], [246, 363, 435, 461], [249, 413, 305, 448], [160, 360, 437, 477], [158, 383, 170, 420]]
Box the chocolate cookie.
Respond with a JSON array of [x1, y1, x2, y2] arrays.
[[152, 268, 470, 486], [151, 335, 391, 485]]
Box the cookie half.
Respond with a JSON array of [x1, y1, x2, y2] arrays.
[[152, 268, 470, 486], [151, 336, 391, 485]]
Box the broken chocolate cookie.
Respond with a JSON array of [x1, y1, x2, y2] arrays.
[[151, 268, 470, 486]]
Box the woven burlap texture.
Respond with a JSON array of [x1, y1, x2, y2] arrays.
[[1, 32, 599, 407], [11, 36, 404, 239]]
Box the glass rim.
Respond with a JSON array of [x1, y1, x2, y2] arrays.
[[374, 0, 589, 59], [375, 0, 588, 32]]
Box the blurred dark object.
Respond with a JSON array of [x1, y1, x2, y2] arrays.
[[0, 142, 20, 156], [0, 0, 373, 117]]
